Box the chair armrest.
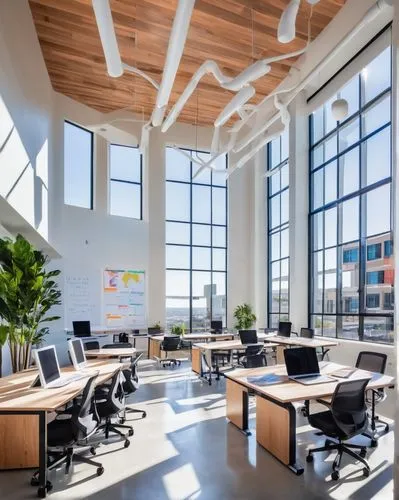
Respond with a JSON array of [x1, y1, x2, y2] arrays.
[[315, 397, 332, 408]]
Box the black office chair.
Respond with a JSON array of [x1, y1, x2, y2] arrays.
[[240, 346, 267, 368], [160, 335, 181, 367], [306, 378, 371, 480], [31, 375, 104, 495], [83, 340, 100, 351], [278, 321, 292, 337], [95, 369, 133, 448], [113, 332, 129, 343], [356, 351, 390, 444], [120, 353, 146, 420]]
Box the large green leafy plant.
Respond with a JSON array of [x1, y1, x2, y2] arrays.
[[233, 303, 256, 330], [0, 235, 61, 375]]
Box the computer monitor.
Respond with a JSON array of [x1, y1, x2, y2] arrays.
[[239, 330, 258, 345], [72, 321, 91, 337], [211, 320, 223, 333], [68, 338, 87, 370], [284, 347, 320, 377], [33, 345, 61, 388]]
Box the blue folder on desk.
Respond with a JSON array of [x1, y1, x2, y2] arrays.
[[247, 374, 284, 386]]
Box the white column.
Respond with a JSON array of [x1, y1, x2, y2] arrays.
[[289, 92, 309, 332], [392, 3, 399, 496], [146, 128, 166, 327]]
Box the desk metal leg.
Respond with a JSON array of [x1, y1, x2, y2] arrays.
[[37, 411, 50, 498]]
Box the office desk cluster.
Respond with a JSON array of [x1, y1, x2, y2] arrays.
[[0, 358, 132, 497], [225, 362, 394, 475]]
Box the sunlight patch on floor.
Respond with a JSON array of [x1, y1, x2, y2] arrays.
[[162, 463, 201, 500]]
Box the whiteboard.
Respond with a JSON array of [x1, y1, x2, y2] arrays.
[[64, 274, 99, 328], [102, 269, 146, 328]]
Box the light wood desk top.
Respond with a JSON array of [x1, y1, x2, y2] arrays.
[[194, 340, 278, 350], [85, 348, 136, 358], [263, 336, 338, 348], [149, 333, 235, 341], [0, 360, 127, 412], [225, 362, 394, 404]]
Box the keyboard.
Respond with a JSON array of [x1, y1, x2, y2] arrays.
[[48, 373, 87, 388], [291, 374, 335, 385]]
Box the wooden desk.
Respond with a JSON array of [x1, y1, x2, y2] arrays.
[[0, 360, 127, 497], [192, 340, 278, 384], [224, 362, 394, 475], [263, 336, 338, 363], [85, 348, 136, 359], [147, 333, 235, 360]]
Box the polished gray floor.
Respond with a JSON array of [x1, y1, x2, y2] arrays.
[[0, 362, 393, 500]]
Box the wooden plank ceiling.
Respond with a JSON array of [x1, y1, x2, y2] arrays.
[[29, 0, 346, 127]]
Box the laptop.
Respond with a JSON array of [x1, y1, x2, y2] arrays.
[[239, 330, 262, 347], [284, 347, 336, 385], [68, 338, 87, 370], [211, 320, 223, 333], [72, 320, 91, 337], [33, 345, 87, 388]]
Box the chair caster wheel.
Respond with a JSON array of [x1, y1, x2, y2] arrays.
[[384, 424, 389, 433], [359, 448, 367, 458], [90, 446, 96, 455], [128, 429, 134, 437], [331, 471, 340, 481], [120, 417, 126, 424], [31, 476, 39, 487], [363, 467, 370, 477], [97, 466, 104, 476], [124, 439, 130, 448], [142, 411, 147, 418], [370, 439, 378, 448], [306, 454, 313, 463], [37, 481, 52, 498]]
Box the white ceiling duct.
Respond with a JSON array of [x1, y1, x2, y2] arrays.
[[214, 86, 255, 128], [151, 0, 196, 126], [278, 0, 301, 44], [92, 0, 123, 77]]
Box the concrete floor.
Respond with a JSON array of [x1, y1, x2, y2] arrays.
[[0, 362, 394, 500]]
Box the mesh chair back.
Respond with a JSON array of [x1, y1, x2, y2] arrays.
[[83, 341, 100, 351], [162, 336, 180, 351], [245, 345, 263, 356], [123, 353, 143, 394], [73, 374, 99, 441], [106, 369, 125, 413], [244, 354, 267, 368], [278, 321, 292, 337], [300, 328, 314, 339], [119, 332, 129, 343], [103, 343, 133, 349], [330, 378, 370, 439], [356, 351, 387, 374]]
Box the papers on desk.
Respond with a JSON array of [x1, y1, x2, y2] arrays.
[[247, 373, 284, 386]]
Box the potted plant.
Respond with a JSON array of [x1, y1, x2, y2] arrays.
[[0, 235, 61, 374], [170, 323, 185, 336], [233, 303, 256, 330]]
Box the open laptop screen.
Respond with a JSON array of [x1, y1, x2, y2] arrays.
[[35, 346, 60, 385], [72, 321, 91, 337], [239, 330, 258, 345], [284, 347, 319, 377]]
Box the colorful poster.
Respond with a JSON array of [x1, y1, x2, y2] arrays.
[[103, 270, 146, 327]]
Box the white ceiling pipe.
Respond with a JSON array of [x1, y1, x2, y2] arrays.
[[161, 45, 308, 133], [123, 63, 159, 90], [233, 130, 282, 173], [235, 0, 392, 156], [152, 0, 196, 126], [192, 151, 227, 180], [211, 126, 221, 154], [214, 86, 255, 128], [92, 0, 123, 77], [278, 0, 301, 44]]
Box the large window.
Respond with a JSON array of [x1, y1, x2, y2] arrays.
[[109, 144, 142, 219], [267, 130, 289, 328], [64, 121, 93, 209], [309, 45, 394, 344], [165, 148, 227, 330]]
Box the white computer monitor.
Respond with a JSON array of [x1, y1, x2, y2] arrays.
[[68, 338, 87, 370], [33, 345, 61, 388]]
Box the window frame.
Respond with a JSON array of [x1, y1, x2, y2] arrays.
[[308, 43, 393, 344], [165, 147, 228, 331], [109, 143, 143, 220], [64, 120, 94, 210]]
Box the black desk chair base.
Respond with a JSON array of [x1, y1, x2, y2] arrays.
[[121, 407, 147, 421], [306, 438, 370, 480], [97, 417, 133, 448], [160, 358, 181, 367]]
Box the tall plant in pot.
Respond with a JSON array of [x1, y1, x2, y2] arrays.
[[233, 303, 256, 330], [0, 235, 61, 374]]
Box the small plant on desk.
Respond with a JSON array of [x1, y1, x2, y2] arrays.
[[234, 303, 256, 330], [170, 323, 185, 336]]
